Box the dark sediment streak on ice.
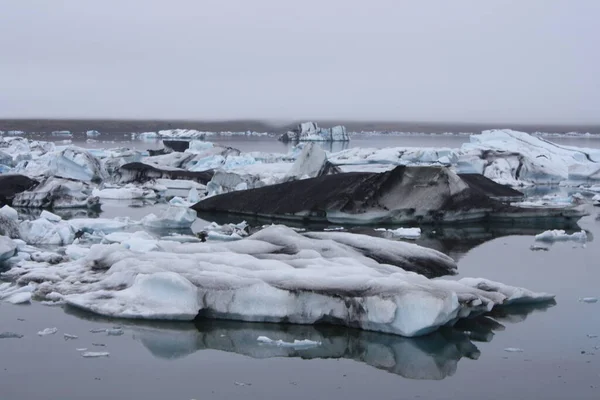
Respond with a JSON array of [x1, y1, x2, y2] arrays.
[[0, 174, 38, 207], [115, 162, 214, 184], [193, 166, 585, 225]]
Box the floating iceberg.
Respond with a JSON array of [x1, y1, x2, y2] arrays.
[[194, 166, 585, 225], [534, 229, 588, 243], [92, 187, 157, 200], [2, 226, 554, 337], [375, 227, 421, 239], [12, 177, 100, 209], [141, 206, 197, 229], [86, 130, 101, 137], [279, 122, 349, 142], [12, 146, 106, 182]]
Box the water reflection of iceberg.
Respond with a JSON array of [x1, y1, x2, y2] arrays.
[[66, 300, 551, 381]]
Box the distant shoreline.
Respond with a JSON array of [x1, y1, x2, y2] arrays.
[[1, 118, 600, 134]]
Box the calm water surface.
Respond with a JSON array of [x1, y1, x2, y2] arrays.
[[1, 136, 599, 399]]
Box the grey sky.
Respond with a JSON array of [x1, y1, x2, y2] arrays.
[[0, 0, 598, 123]]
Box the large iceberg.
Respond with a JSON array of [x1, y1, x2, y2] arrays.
[[457, 129, 600, 186], [284, 143, 340, 181], [12, 146, 106, 182], [1, 226, 553, 337], [194, 166, 585, 225]]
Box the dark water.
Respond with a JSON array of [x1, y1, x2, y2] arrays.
[[1, 136, 600, 399]]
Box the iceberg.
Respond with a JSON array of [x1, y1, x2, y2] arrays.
[[19, 217, 75, 245], [141, 206, 197, 229], [0, 205, 19, 222], [534, 229, 588, 243], [12, 177, 100, 209], [0, 236, 17, 262], [284, 143, 340, 181], [12, 146, 106, 182], [86, 130, 101, 137], [194, 166, 585, 225], [375, 227, 421, 239], [3, 226, 554, 337], [0, 214, 21, 238], [457, 129, 600, 186], [279, 122, 349, 142]]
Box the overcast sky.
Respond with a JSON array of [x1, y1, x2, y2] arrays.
[[0, 0, 598, 123]]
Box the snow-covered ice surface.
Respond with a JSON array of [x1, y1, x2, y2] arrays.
[[1, 226, 554, 337]]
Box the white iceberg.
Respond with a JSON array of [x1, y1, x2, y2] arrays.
[[19, 218, 75, 245], [375, 227, 422, 239], [534, 229, 587, 243], [4, 226, 554, 337], [86, 130, 101, 137], [92, 187, 157, 200], [141, 206, 196, 229]]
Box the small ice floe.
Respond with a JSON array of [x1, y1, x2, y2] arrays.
[[106, 328, 124, 336], [90, 328, 107, 333], [63, 333, 78, 340], [257, 336, 322, 348], [579, 297, 599, 304], [587, 334, 598, 338], [233, 382, 252, 387], [76, 348, 88, 352], [592, 194, 600, 206], [37, 327, 58, 336], [81, 352, 110, 358], [504, 348, 524, 353], [534, 229, 587, 243], [0, 332, 24, 339], [374, 227, 421, 239], [324, 227, 345, 231]]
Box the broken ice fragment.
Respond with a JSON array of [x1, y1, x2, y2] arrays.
[[37, 327, 58, 336], [579, 297, 599, 304], [504, 348, 524, 353], [82, 352, 110, 358], [106, 328, 124, 336], [63, 333, 78, 340], [257, 336, 322, 348]]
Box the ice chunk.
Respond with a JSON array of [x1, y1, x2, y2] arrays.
[[256, 336, 321, 348], [593, 194, 600, 206], [12, 177, 100, 209], [375, 227, 421, 239], [12, 146, 105, 182], [86, 130, 101, 137], [141, 206, 196, 229], [106, 328, 124, 336], [19, 218, 75, 245], [64, 333, 78, 340], [534, 230, 588, 243], [0, 205, 18, 221], [37, 327, 58, 336], [81, 352, 110, 358], [579, 297, 598, 304], [284, 143, 340, 181], [68, 217, 133, 233], [0, 236, 17, 261], [280, 122, 349, 142], [6, 291, 32, 304], [40, 210, 62, 222], [504, 347, 524, 353]]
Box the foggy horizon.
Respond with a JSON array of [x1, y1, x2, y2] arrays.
[[1, 0, 599, 124]]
